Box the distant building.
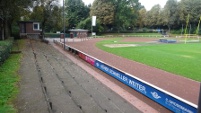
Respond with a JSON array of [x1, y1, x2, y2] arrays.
[[69, 29, 88, 38], [19, 21, 41, 38]]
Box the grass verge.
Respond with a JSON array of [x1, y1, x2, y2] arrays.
[[96, 38, 201, 82], [0, 39, 24, 113]]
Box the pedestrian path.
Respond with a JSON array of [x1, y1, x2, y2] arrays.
[[16, 39, 142, 113]]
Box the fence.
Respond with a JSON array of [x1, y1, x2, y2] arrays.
[[45, 33, 71, 38], [102, 35, 169, 38]]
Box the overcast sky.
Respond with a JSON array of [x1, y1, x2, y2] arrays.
[[82, 0, 168, 11], [60, 0, 171, 11], [139, 0, 167, 10]]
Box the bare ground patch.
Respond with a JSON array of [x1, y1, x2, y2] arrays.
[[104, 44, 138, 48]]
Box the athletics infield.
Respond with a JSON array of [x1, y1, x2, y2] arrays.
[[54, 37, 200, 113]]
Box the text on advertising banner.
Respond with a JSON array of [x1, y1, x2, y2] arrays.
[[94, 60, 197, 113]]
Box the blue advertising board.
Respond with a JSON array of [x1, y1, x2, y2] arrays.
[[95, 60, 197, 113]]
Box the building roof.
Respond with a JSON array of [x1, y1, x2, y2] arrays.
[[18, 21, 40, 23]]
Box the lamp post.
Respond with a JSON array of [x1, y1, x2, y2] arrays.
[[63, 0, 65, 49]]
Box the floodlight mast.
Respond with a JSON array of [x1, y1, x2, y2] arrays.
[[63, 0, 65, 49], [91, 21, 93, 37]]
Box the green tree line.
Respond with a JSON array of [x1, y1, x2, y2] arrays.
[[138, 0, 201, 34], [77, 0, 201, 34], [1, 0, 201, 40]]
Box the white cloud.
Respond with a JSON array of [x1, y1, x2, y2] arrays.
[[139, 0, 167, 10], [82, 0, 93, 5], [82, 0, 168, 10]]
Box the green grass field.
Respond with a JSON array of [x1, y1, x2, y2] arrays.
[[0, 40, 24, 113], [96, 38, 201, 82]]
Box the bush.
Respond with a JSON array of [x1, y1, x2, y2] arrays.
[[0, 40, 13, 64], [0, 40, 23, 113], [170, 29, 181, 34], [11, 25, 20, 39]]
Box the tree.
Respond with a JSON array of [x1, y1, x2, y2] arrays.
[[145, 4, 161, 28], [77, 17, 104, 33], [46, 6, 63, 32], [175, 0, 201, 34], [90, 0, 114, 30], [29, 0, 60, 38], [137, 8, 147, 28], [0, 0, 33, 40], [65, 0, 90, 29], [178, 0, 201, 24], [112, 0, 140, 31], [90, 0, 141, 32], [141, 0, 201, 32], [162, 0, 179, 31], [30, 6, 44, 22]]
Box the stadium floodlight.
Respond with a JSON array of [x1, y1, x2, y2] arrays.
[[63, 0, 66, 48]]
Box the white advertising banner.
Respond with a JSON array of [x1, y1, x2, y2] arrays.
[[92, 16, 96, 26]]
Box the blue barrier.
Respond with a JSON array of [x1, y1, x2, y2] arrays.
[[95, 60, 197, 113]]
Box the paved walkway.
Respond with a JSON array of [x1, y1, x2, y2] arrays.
[[16, 39, 142, 113]]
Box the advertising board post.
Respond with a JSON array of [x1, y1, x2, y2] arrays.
[[197, 83, 201, 113]]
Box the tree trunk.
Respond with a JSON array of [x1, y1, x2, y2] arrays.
[[4, 19, 10, 40], [0, 19, 4, 40], [9, 21, 12, 38], [168, 24, 171, 33], [41, 19, 46, 39]]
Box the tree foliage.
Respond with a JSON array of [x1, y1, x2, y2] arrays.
[[65, 0, 90, 29], [142, 0, 201, 32], [1, 0, 201, 39], [162, 0, 179, 30], [137, 8, 146, 28], [0, 0, 33, 39], [90, 0, 141, 32], [90, 0, 114, 26], [112, 0, 141, 31], [77, 17, 104, 33], [145, 4, 161, 27], [178, 0, 201, 24], [29, 0, 60, 37], [45, 6, 63, 32]]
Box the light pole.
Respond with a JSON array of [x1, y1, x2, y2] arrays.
[[63, 0, 65, 49]]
